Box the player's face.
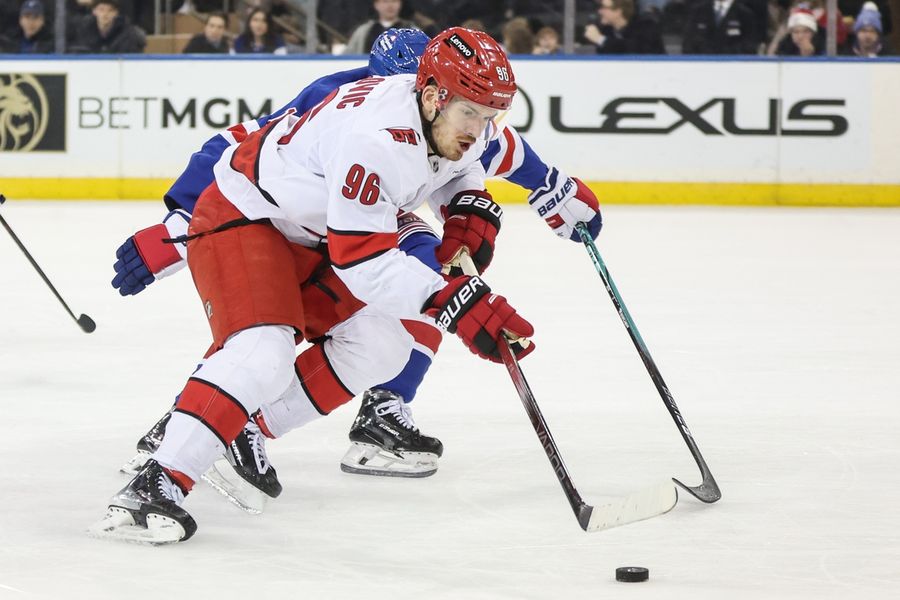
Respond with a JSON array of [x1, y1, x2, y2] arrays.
[[432, 97, 498, 160]]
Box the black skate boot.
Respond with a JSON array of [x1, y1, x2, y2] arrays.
[[120, 410, 171, 475], [88, 459, 197, 545], [340, 389, 443, 478], [202, 419, 282, 514]]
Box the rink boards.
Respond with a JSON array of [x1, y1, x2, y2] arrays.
[[1, 55, 899, 205]]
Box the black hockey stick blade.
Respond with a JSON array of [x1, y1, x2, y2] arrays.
[[0, 195, 96, 334], [498, 339, 678, 532], [77, 314, 97, 333], [674, 478, 721, 504], [576, 223, 721, 504]]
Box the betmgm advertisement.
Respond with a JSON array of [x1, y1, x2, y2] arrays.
[[0, 73, 66, 152], [1, 58, 898, 204]]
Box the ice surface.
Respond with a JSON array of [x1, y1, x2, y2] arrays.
[[1, 202, 898, 599]]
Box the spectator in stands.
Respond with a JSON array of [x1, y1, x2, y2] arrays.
[[840, 0, 891, 35], [0, 0, 54, 53], [849, 1, 892, 56], [584, 0, 666, 54], [773, 4, 823, 55], [183, 11, 230, 53], [502, 16, 535, 53], [767, 1, 847, 54], [533, 25, 562, 54], [682, 0, 762, 54], [233, 7, 286, 54], [70, 0, 146, 53], [343, 0, 415, 54]]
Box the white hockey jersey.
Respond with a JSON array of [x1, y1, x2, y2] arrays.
[[213, 74, 492, 319]]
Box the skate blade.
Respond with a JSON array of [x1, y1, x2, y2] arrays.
[[86, 506, 187, 545], [119, 450, 150, 475], [201, 458, 267, 515], [340, 443, 438, 478]]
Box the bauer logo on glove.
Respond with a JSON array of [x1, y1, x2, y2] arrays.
[[436, 190, 503, 274], [432, 276, 489, 333], [528, 168, 602, 242], [453, 193, 504, 222], [424, 275, 535, 363]]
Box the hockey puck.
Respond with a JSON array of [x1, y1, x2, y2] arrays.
[[615, 566, 649, 582]]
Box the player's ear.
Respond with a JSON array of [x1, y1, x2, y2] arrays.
[[420, 84, 439, 120]]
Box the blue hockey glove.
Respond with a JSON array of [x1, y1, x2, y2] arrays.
[[112, 210, 190, 296], [528, 168, 602, 242]]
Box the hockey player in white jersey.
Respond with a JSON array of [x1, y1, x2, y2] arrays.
[[115, 30, 602, 497], [90, 28, 535, 544]]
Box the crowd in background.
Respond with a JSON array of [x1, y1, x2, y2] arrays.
[[0, 0, 894, 57]]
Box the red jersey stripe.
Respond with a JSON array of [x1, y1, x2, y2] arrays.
[[496, 126, 517, 175], [328, 229, 398, 269]]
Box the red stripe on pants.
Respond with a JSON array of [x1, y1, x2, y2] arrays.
[[401, 319, 442, 354], [295, 344, 353, 414], [175, 378, 250, 446]]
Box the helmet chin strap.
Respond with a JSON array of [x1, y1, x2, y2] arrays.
[[417, 90, 445, 159]]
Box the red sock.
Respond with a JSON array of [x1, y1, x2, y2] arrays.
[[163, 467, 195, 495], [253, 411, 276, 439]]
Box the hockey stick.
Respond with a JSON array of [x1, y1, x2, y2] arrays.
[[0, 195, 96, 333], [575, 223, 720, 503], [498, 339, 677, 531], [455, 252, 677, 531]]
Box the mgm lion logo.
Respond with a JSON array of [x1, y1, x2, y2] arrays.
[[0, 74, 51, 152]]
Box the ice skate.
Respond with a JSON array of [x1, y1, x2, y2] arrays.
[[88, 459, 196, 545], [340, 389, 443, 478], [120, 410, 171, 475], [202, 420, 282, 514]]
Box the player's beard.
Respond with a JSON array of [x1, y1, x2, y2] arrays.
[[436, 127, 475, 161]]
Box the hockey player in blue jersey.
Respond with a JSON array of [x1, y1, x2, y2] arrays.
[[113, 28, 602, 507]]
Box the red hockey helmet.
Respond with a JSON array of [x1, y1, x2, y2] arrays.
[[415, 27, 517, 111]]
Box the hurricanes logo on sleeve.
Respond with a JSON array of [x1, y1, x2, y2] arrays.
[[384, 127, 419, 145]]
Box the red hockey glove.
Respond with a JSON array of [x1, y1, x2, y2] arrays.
[[528, 168, 602, 242], [423, 275, 534, 363], [435, 190, 503, 275]]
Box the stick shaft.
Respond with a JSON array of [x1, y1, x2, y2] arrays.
[[498, 340, 592, 528], [576, 223, 720, 502]]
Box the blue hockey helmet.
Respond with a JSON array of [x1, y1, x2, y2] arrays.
[[368, 28, 430, 76]]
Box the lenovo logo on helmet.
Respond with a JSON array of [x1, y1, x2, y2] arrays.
[[447, 33, 474, 58]]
